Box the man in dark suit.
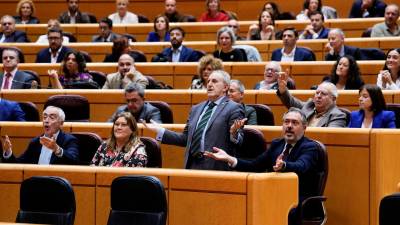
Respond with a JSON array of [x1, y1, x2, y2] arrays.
[[144, 70, 245, 170], [0, 15, 29, 43], [204, 107, 320, 225], [299, 11, 330, 40], [92, 17, 120, 42], [0, 98, 25, 121], [271, 27, 315, 62], [0, 48, 35, 89], [155, 27, 200, 62], [35, 28, 72, 63], [109, 83, 162, 123], [58, 0, 90, 24], [325, 28, 361, 61], [228, 80, 257, 125], [349, 0, 386, 18], [2, 106, 79, 165]]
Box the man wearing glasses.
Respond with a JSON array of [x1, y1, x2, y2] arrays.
[[0, 15, 29, 43], [35, 28, 73, 63]]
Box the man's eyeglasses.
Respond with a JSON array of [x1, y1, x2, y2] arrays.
[[228, 25, 238, 28]]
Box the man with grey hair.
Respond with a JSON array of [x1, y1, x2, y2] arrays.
[[277, 72, 347, 127], [1, 106, 79, 164], [254, 61, 296, 90], [325, 28, 361, 61], [228, 79, 257, 125], [109, 82, 161, 123], [144, 70, 246, 170], [371, 4, 400, 37], [0, 15, 29, 42]]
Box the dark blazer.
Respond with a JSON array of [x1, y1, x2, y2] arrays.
[[146, 32, 170, 42], [0, 70, 35, 89], [109, 102, 162, 123], [58, 11, 91, 23], [348, 110, 396, 128], [0, 30, 29, 43], [235, 136, 319, 201], [103, 51, 147, 63], [161, 96, 245, 170], [13, 16, 40, 24], [35, 46, 72, 63], [92, 32, 120, 42], [244, 104, 257, 125], [349, 0, 386, 18], [159, 45, 200, 62], [303, 27, 330, 39], [325, 45, 361, 61], [0, 99, 25, 121], [3, 130, 79, 165], [271, 47, 315, 61]]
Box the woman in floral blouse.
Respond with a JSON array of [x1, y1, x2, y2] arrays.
[[91, 112, 147, 167]]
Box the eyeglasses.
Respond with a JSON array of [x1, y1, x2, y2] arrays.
[[228, 25, 238, 28], [265, 68, 277, 73]]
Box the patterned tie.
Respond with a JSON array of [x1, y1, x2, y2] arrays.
[[190, 102, 216, 156], [281, 143, 292, 160], [3, 73, 11, 89]]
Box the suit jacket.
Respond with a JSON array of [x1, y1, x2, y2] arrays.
[[3, 130, 79, 165], [58, 11, 91, 23], [0, 30, 29, 43], [102, 71, 148, 89], [109, 102, 162, 123], [0, 70, 35, 89], [349, 0, 386, 18], [235, 136, 319, 201], [244, 104, 257, 125], [277, 89, 347, 127], [325, 45, 361, 61], [0, 99, 25, 121], [35, 46, 72, 63], [13, 16, 40, 24], [348, 110, 396, 128], [159, 45, 200, 62], [92, 32, 120, 42], [161, 96, 245, 170], [271, 47, 315, 61], [302, 27, 330, 39]]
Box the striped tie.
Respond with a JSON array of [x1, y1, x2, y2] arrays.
[[190, 102, 216, 156]]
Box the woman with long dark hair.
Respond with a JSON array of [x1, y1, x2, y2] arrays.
[[323, 55, 364, 90], [377, 48, 400, 90]]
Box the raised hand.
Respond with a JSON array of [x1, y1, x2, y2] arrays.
[[273, 153, 285, 171], [141, 119, 162, 133], [39, 136, 58, 152], [204, 147, 233, 163], [230, 118, 247, 135]]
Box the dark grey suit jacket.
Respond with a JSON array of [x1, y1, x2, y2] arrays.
[[109, 102, 162, 123], [92, 32, 120, 42], [161, 96, 245, 170], [0, 70, 35, 89]]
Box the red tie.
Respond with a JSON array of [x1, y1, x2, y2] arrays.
[[3, 73, 11, 89]]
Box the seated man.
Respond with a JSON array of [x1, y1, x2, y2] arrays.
[[164, 0, 187, 22], [349, 0, 386, 18], [36, 19, 71, 44], [277, 72, 347, 127], [103, 54, 148, 89], [0, 15, 29, 43], [271, 27, 315, 62], [299, 11, 330, 40], [228, 80, 257, 125], [0, 48, 35, 89], [371, 4, 400, 37], [92, 17, 120, 42], [1, 106, 79, 165], [109, 83, 162, 123], [0, 98, 25, 121], [204, 107, 320, 225], [254, 61, 296, 90], [154, 27, 200, 62], [325, 28, 361, 61], [35, 28, 73, 63], [59, 0, 90, 24]]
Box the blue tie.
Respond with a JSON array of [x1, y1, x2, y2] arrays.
[[190, 102, 216, 156]]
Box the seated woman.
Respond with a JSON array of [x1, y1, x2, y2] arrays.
[[254, 61, 295, 90], [108, 0, 139, 24], [213, 26, 247, 62], [296, 0, 337, 21], [104, 37, 147, 62], [36, 19, 70, 44], [348, 84, 396, 128], [190, 55, 223, 89], [13, 0, 39, 24], [377, 48, 400, 90], [146, 15, 170, 42], [199, 0, 229, 22], [48, 50, 98, 89], [91, 112, 147, 167], [322, 55, 364, 90], [247, 10, 279, 40]]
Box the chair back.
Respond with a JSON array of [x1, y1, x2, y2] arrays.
[[313, 140, 329, 196], [21, 70, 41, 88], [148, 101, 174, 123], [18, 101, 40, 121], [380, 193, 400, 225], [246, 104, 275, 125], [107, 175, 167, 225], [88, 70, 107, 88], [16, 176, 76, 225], [236, 128, 266, 160], [129, 50, 147, 62], [140, 137, 162, 168], [62, 32, 77, 42], [386, 103, 400, 128], [71, 132, 103, 165], [44, 94, 90, 122], [359, 48, 386, 60], [338, 107, 351, 126]]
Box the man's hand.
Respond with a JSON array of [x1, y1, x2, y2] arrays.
[[324, 42, 334, 55], [304, 25, 315, 35], [141, 119, 162, 133], [39, 136, 58, 152], [273, 153, 285, 171], [230, 118, 247, 135], [1, 135, 12, 155], [204, 147, 235, 164], [277, 69, 290, 94]]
